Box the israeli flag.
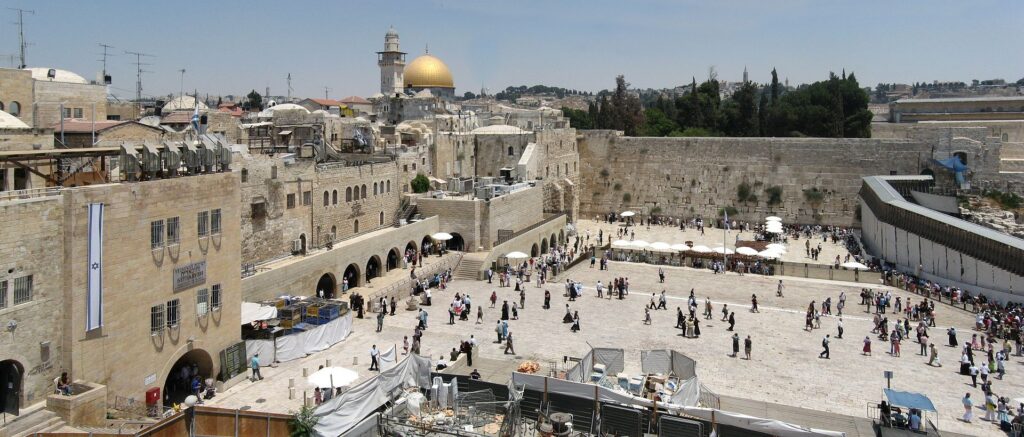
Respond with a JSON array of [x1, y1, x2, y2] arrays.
[[190, 104, 201, 133], [87, 203, 104, 331]]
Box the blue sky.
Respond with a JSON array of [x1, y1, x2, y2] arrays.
[[4, 0, 1021, 100]]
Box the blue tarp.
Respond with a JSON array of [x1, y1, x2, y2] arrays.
[[884, 389, 936, 412], [934, 156, 968, 173]]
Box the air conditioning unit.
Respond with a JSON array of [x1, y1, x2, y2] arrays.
[[475, 186, 495, 200]]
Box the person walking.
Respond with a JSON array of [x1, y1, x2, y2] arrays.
[[962, 393, 973, 423], [928, 343, 941, 367], [495, 320, 504, 343], [744, 335, 752, 360], [819, 335, 831, 359], [727, 312, 736, 331], [250, 353, 264, 381], [376, 310, 385, 333], [476, 305, 483, 324], [390, 296, 397, 316], [750, 294, 759, 313], [732, 333, 740, 357], [504, 332, 515, 355], [520, 289, 526, 309], [837, 317, 844, 339], [777, 280, 784, 297], [543, 290, 551, 309], [369, 345, 380, 371]]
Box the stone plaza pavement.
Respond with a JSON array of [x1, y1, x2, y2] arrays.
[[211, 256, 1019, 436]]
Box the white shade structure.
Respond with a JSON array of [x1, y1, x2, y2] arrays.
[[670, 243, 690, 251], [308, 367, 359, 389], [505, 251, 529, 259], [765, 228, 784, 234], [431, 232, 453, 241], [713, 247, 735, 255], [620, 211, 636, 217], [766, 243, 787, 251], [630, 240, 650, 248], [765, 223, 784, 229], [649, 242, 672, 251], [758, 250, 781, 259], [765, 216, 782, 221], [690, 245, 712, 253], [611, 240, 631, 247], [840, 261, 870, 270], [736, 247, 759, 256]]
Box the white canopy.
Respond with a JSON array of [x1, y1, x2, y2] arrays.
[[241, 302, 277, 325], [736, 247, 759, 256], [840, 261, 870, 270], [611, 240, 631, 247], [505, 251, 529, 259], [765, 216, 782, 221], [675, 406, 846, 437], [758, 250, 782, 259], [649, 242, 672, 251], [630, 240, 650, 248], [620, 211, 636, 217], [766, 243, 787, 251], [308, 367, 360, 389], [765, 222, 784, 229], [765, 228, 784, 234], [670, 243, 690, 251], [690, 245, 712, 253], [713, 247, 735, 255], [431, 232, 453, 241]]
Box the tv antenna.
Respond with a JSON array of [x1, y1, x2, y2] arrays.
[[9, 8, 34, 69], [323, 86, 331, 100], [287, 73, 293, 100], [124, 50, 154, 109], [97, 43, 115, 82]]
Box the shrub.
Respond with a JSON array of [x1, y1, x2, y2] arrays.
[[290, 405, 319, 437], [599, 168, 610, 178], [737, 182, 751, 203], [718, 206, 738, 217], [410, 174, 430, 193], [651, 206, 663, 214], [622, 193, 632, 203], [747, 194, 758, 204], [613, 183, 622, 191], [803, 187, 825, 205], [765, 186, 783, 206]]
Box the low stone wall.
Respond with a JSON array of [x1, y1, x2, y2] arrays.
[[47, 381, 107, 427], [478, 214, 568, 279]]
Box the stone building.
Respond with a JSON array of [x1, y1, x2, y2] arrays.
[[54, 120, 166, 148], [889, 96, 1024, 123], [0, 110, 53, 190], [0, 67, 109, 130]]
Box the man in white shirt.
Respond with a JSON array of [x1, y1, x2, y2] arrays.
[[369, 345, 380, 371]]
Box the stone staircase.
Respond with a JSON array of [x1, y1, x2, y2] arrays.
[[0, 407, 68, 437], [453, 253, 486, 280]]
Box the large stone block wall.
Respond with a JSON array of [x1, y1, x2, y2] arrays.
[[0, 68, 35, 127], [312, 162, 399, 248], [482, 186, 544, 249], [33, 81, 107, 128], [417, 196, 482, 250], [61, 173, 241, 405], [578, 131, 933, 226], [0, 195, 65, 407]]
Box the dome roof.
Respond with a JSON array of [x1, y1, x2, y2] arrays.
[[386, 27, 398, 38], [24, 67, 88, 84], [257, 103, 310, 118], [163, 95, 209, 113], [413, 89, 434, 99], [471, 124, 529, 135], [0, 110, 29, 129], [404, 54, 454, 89]]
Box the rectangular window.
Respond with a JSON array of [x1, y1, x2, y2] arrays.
[[151, 220, 164, 249], [197, 211, 209, 238], [151, 304, 165, 334], [73, 108, 83, 119], [196, 288, 209, 317], [0, 281, 6, 309], [211, 284, 222, 311], [271, 165, 278, 179], [211, 209, 221, 235], [13, 276, 31, 305], [166, 217, 180, 245], [166, 298, 180, 328], [287, 193, 296, 209], [241, 168, 248, 183], [303, 191, 311, 206], [63, 107, 72, 118]]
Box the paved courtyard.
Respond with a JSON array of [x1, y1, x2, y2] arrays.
[[212, 253, 1019, 436]]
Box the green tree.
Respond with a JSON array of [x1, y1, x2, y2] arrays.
[[410, 174, 430, 193], [770, 68, 780, 104], [561, 107, 593, 129], [246, 90, 263, 110], [641, 108, 678, 136], [290, 405, 319, 437]]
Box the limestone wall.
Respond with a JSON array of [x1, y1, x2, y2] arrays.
[[578, 130, 931, 226], [483, 185, 545, 249], [417, 196, 482, 250], [33, 80, 107, 128], [0, 194, 65, 406], [0, 69, 34, 126]]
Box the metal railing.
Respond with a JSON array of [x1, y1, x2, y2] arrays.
[[0, 187, 62, 202], [367, 252, 464, 307]]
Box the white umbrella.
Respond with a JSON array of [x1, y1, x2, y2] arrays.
[[611, 239, 631, 247], [765, 216, 782, 221], [765, 228, 783, 234], [431, 232, 453, 241], [765, 223, 784, 229], [630, 240, 650, 248], [758, 250, 781, 259], [840, 261, 870, 270], [736, 247, 759, 256], [690, 245, 712, 253], [620, 211, 636, 217], [670, 243, 690, 251], [649, 242, 672, 251], [505, 251, 529, 259], [308, 367, 359, 389], [766, 243, 787, 251], [713, 247, 735, 255]]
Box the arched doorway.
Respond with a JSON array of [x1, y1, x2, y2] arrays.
[[365, 256, 382, 283], [550, 233, 557, 249], [0, 360, 24, 416], [387, 248, 401, 271], [559, 230, 565, 245], [541, 238, 549, 254], [405, 241, 418, 256], [163, 349, 213, 406], [448, 233, 465, 251], [421, 236, 433, 255], [299, 234, 307, 254], [316, 273, 336, 299], [343, 264, 360, 290], [531, 243, 539, 257]]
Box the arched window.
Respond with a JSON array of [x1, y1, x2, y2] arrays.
[[373, 182, 378, 196], [354, 219, 359, 233], [379, 211, 385, 225], [331, 225, 337, 238], [8, 101, 20, 117], [346, 187, 352, 202], [574, 162, 577, 173], [332, 190, 338, 205], [323, 191, 330, 206], [508, 146, 514, 156], [361, 184, 367, 199], [386, 180, 391, 193]]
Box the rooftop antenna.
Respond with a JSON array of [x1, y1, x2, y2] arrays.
[[425, 43, 429, 54], [97, 43, 115, 83], [9, 7, 34, 69], [124, 49, 154, 111], [178, 68, 186, 101], [287, 73, 293, 100], [323, 86, 331, 100]]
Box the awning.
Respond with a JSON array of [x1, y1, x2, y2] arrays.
[[428, 176, 446, 184], [241, 302, 277, 325], [251, 196, 266, 204], [278, 130, 293, 136], [883, 389, 936, 412]]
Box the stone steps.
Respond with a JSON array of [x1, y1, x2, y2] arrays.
[[0, 408, 67, 437], [453, 258, 483, 280]]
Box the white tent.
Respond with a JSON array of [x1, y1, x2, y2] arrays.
[[713, 247, 735, 255], [308, 367, 360, 389], [766, 243, 787, 251], [758, 250, 781, 259], [505, 251, 529, 259], [241, 302, 277, 325], [630, 240, 650, 248], [840, 261, 870, 270], [649, 242, 672, 251], [765, 216, 782, 221], [611, 240, 631, 247], [431, 232, 453, 241], [670, 243, 690, 251], [690, 245, 712, 253], [736, 247, 759, 256], [620, 211, 636, 217]]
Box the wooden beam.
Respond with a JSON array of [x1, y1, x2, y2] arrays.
[[7, 158, 57, 184]]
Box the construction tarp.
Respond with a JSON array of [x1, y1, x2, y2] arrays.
[[313, 354, 433, 437], [671, 350, 697, 380], [566, 349, 594, 383], [593, 348, 625, 376], [669, 376, 701, 407], [240, 302, 277, 325], [883, 389, 936, 412], [677, 406, 846, 437], [641, 350, 672, 375], [512, 372, 650, 409], [245, 313, 352, 363]]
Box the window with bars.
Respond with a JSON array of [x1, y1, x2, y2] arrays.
[[166, 217, 180, 245], [197, 211, 209, 237], [151, 220, 164, 249], [151, 304, 165, 334], [73, 108, 83, 118], [287, 194, 296, 209], [211, 284, 221, 311], [166, 299, 180, 328], [196, 288, 209, 317], [13, 275, 32, 305], [211, 209, 221, 235], [303, 191, 312, 205], [0, 281, 6, 309]]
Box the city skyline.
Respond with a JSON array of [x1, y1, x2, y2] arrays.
[[3, 0, 1021, 100]]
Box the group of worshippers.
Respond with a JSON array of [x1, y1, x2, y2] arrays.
[[958, 327, 1019, 428]]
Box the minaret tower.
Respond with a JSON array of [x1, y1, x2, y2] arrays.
[[377, 27, 406, 96]]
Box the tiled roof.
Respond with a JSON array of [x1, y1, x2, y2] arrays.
[[339, 95, 371, 105], [307, 98, 342, 107]]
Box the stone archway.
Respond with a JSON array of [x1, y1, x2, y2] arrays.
[[162, 348, 214, 406], [0, 359, 24, 416], [448, 233, 465, 252], [406, 240, 418, 255], [550, 233, 557, 249], [531, 243, 539, 257], [541, 238, 549, 254], [366, 256, 382, 283], [387, 248, 401, 271], [343, 263, 361, 290], [421, 235, 434, 255], [317, 273, 337, 299], [559, 230, 565, 245]]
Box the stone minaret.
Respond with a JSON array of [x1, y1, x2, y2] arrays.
[[377, 27, 406, 96]]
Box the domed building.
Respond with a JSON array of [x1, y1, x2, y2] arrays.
[[376, 29, 455, 100]]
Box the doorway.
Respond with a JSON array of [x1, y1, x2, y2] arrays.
[[0, 360, 23, 416], [316, 273, 336, 299], [162, 349, 213, 407]]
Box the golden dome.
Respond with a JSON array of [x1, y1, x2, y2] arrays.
[[404, 54, 454, 89]]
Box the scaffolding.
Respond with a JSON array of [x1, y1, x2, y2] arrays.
[[378, 382, 525, 436]]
